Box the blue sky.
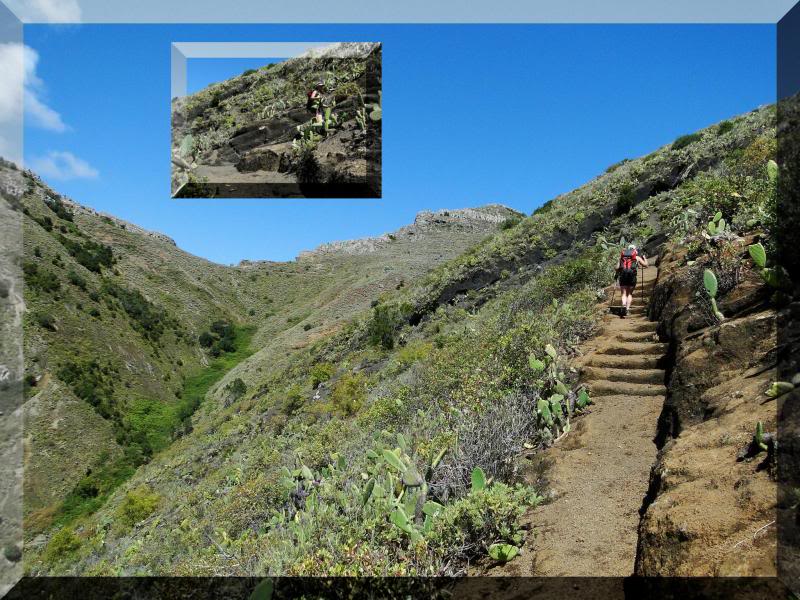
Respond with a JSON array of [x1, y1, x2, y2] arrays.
[[23, 24, 775, 264]]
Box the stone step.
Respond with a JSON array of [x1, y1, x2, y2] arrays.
[[597, 342, 668, 356], [599, 321, 657, 337], [587, 379, 667, 398], [628, 321, 658, 332], [608, 307, 651, 319], [617, 330, 660, 343], [582, 366, 665, 385], [585, 354, 663, 370]]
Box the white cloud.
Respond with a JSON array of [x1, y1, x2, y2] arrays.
[[29, 150, 98, 180], [0, 42, 68, 133], [5, 0, 81, 23]]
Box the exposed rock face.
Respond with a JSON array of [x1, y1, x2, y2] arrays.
[[635, 240, 779, 576], [235, 143, 293, 173], [297, 205, 521, 259]]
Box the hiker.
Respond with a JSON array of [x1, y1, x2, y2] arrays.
[[615, 244, 649, 317], [306, 81, 326, 124]]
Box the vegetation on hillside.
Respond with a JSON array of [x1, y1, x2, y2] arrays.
[[10, 165, 509, 562], [14, 102, 781, 577]]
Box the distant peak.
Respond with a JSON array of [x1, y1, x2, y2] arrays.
[[297, 204, 519, 260]]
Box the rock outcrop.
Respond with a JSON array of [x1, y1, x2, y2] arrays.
[[635, 240, 779, 576], [297, 205, 520, 259]]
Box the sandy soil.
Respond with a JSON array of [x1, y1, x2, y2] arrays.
[[488, 266, 664, 576]]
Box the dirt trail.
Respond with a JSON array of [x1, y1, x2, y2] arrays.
[[491, 264, 665, 577]]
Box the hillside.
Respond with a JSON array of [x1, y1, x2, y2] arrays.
[[1, 162, 512, 551], [4, 102, 789, 582], [171, 42, 381, 198]]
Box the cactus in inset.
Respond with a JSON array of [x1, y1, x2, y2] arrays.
[[703, 269, 718, 297], [703, 269, 725, 321], [707, 211, 728, 236], [548, 394, 564, 419], [576, 388, 592, 409], [537, 398, 553, 425], [766, 381, 794, 398], [362, 478, 376, 506], [767, 159, 778, 185], [748, 242, 791, 291], [382, 449, 406, 473], [471, 466, 487, 492], [355, 107, 367, 131], [528, 354, 545, 372], [755, 421, 768, 452], [366, 91, 382, 121], [488, 543, 520, 562], [179, 134, 195, 160], [390, 508, 421, 542], [371, 437, 449, 541], [749, 243, 767, 269]]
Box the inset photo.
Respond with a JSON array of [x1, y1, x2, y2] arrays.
[[171, 42, 381, 198]]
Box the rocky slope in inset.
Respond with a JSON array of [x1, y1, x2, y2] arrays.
[[171, 42, 381, 197]]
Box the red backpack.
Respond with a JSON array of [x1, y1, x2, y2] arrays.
[[620, 249, 638, 274]]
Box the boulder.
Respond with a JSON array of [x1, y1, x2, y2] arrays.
[[236, 143, 293, 173]]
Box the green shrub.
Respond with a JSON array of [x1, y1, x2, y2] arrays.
[[42, 527, 81, 564], [429, 483, 539, 562], [67, 270, 87, 290], [367, 303, 412, 350], [116, 487, 160, 528], [309, 362, 335, 388], [23, 262, 60, 293], [34, 214, 53, 231], [103, 282, 169, 340], [533, 199, 554, 215], [330, 372, 368, 416], [57, 234, 114, 273], [605, 158, 629, 173], [717, 120, 734, 135], [614, 182, 636, 216], [198, 319, 237, 356], [672, 132, 703, 150], [44, 196, 74, 221], [57, 359, 117, 421], [225, 378, 247, 403], [394, 340, 432, 371], [500, 216, 522, 230], [36, 312, 56, 330], [334, 81, 362, 100]]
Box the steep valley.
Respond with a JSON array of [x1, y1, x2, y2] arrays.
[[0, 100, 791, 584], [2, 161, 515, 541]]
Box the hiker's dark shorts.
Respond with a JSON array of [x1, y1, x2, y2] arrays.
[[619, 270, 637, 287]]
